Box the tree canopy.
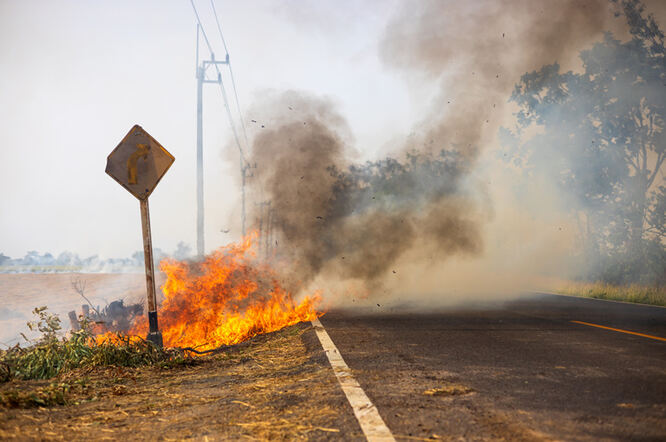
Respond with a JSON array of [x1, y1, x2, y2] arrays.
[[506, 0, 665, 285]]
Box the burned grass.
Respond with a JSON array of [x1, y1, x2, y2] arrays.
[[0, 322, 363, 440]]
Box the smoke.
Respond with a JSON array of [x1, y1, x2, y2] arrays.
[[241, 1, 661, 304], [379, 0, 620, 158], [247, 91, 482, 294]]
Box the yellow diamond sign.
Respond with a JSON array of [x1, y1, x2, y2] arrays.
[[105, 125, 175, 200]]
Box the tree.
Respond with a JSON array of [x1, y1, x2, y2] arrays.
[[22, 251, 41, 266], [173, 242, 192, 260], [131, 251, 144, 267], [56, 251, 80, 266], [507, 0, 665, 285]]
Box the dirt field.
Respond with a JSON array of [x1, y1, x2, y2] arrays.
[[0, 273, 161, 347], [0, 323, 363, 441]]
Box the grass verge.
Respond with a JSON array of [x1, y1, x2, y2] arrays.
[[0, 323, 361, 440], [0, 307, 188, 384], [557, 282, 666, 306]]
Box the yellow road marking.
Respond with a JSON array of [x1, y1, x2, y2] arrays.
[[571, 320, 666, 342]]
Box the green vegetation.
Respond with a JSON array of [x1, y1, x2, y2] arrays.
[[505, 1, 666, 286], [0, 307, 189, 384], [558, 283, 666, 307]]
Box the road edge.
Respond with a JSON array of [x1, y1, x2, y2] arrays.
[[311, 317, 395, 442], [535, 290, 666, 309]]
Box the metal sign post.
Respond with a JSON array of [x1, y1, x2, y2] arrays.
[[105, 124, 175, 347], [140, 198, 159, 344]]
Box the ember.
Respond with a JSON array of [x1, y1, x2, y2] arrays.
[[125, 233, 322, 351]]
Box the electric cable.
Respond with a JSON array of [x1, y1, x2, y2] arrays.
[[189, 0, 251, 237], [211, 0, 250, 150], [189, 0, 246, 164], [189, 0, 214, 55]]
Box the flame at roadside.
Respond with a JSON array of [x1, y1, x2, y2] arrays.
[[101, 233, 322, 351]]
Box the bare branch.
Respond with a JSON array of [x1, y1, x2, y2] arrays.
[[70, 276, 101, 317], [647, 152, 665, 188]]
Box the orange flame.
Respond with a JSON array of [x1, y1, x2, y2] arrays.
[[125, 233, 322, 351]]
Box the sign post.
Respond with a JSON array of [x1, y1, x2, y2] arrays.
[[105, 125, 175, 347]]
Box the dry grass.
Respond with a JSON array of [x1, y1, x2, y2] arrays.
[[423, 384, 473, 397], [0, 323, 361, 440], [558, 282, 666, 306]]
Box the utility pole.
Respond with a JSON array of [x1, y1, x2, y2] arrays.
[[241, 162, 254, 238], [264, 205, 272, 257], [255, 200, 271, 257], [195, 24, 228, 258]]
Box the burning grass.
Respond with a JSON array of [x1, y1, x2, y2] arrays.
[[558, 282, 666, 306], [127, 233, 322, 352], [1, 235, 331, 436], [2, 234, 323, 398]]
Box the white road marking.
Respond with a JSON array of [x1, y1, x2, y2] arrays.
[[312, 317, 395, 442]]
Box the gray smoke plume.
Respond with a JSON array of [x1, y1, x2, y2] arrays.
[[379, 0, 619, 159], [247, 91, 480, 292], [245, 1, 645, 296]]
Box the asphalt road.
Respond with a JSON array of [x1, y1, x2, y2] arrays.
[[319, 294, 666, 441]]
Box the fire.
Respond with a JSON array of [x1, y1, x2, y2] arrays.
[[125, 233, 322, 351]]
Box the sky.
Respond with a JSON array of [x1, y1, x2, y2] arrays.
[[0, 0, 420, 259], [1, 0, 664, 262]]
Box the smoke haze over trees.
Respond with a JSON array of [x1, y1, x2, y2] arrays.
[[0, 241, 193, 273], [245, 0, 665, 295], [504, 0, 665, 285], [247, 93, 483, 292]]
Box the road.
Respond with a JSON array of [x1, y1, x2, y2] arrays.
[[318, 293, 666, 441]]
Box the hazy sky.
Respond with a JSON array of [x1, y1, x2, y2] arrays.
[[2, 0, 664, 261], [0, 0, 421, 259]]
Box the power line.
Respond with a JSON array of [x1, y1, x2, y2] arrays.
[[189, 0, 252, 241], [189, 0, 214, 55], [189, 0, 246, 163], [210, 0, 250, 150], [216, 72, 246, 164], [209, 0, 229, 54]]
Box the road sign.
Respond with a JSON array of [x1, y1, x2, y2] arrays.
[[105, 125, 175, 200], [106, 124, 175, 348]]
